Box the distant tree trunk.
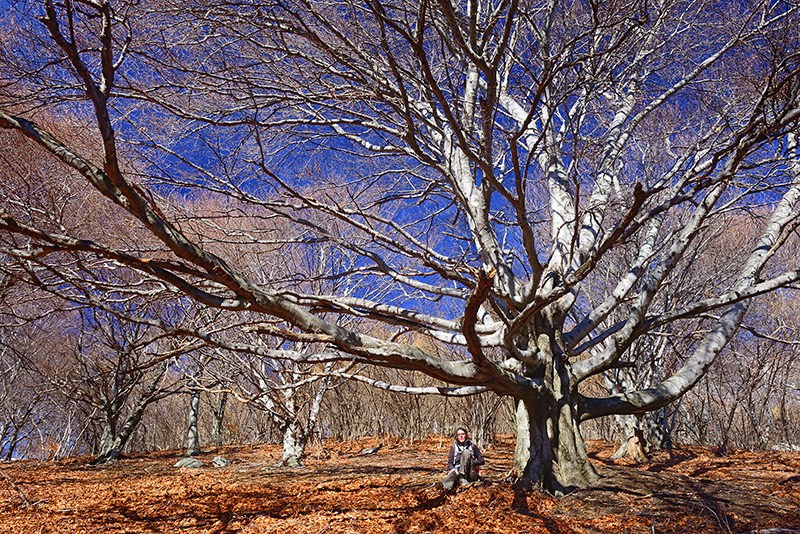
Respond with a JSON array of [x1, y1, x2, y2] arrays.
[[211, 391, 227, 447], [96, 402, 122, 460], [97, 423, 115, 458], [185, 389, 200, 456], [5, 425, 21, 461], [91, 363, 170, 464], [0, 422, 8, 460], [277, 371, 331, 467], [92, 402, 148, 463], [611, 415, 649, 462], [610, 415, 649, 463], [648, 408, 674, 451], [279, 421, 304, 468]]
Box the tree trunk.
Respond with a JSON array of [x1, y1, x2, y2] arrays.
[[279, 421, 305, 467], [611, 415, 649, 463], [648, 408, 673, 451], [275, 367, 331, 468], [5, 425, 20, 461], [185, 389, 201, 456], [0, 422, 8, 460], [510, 327, 600, 494], [211, 391, 227, 447], [512, 396, 599, 494], [91, 407, 146, 464], [611, 433, 648, 464], [97, 423, 115, 458], [90, 363, 169, 465]]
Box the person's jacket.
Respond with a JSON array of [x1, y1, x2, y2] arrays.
[[447, 439, 485, 470]]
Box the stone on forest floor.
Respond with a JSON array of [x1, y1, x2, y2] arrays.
[[174, 457, 205, 468], [212, 456, 231, 467]]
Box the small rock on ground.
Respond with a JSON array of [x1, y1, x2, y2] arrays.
[[212, 456, 232, 467], [174, 457, 205, 468]]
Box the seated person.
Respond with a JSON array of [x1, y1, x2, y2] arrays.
[[442, 427, 485, 491]]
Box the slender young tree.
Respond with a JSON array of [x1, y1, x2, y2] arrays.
[[184, 387, 202, 456], [1, 0, 799, 491], [217, 344, 342, 467]]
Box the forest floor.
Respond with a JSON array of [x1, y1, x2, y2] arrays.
[[0, 436, 797, 533]]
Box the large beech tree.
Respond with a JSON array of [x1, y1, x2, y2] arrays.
[[1, 0, 800, 492]]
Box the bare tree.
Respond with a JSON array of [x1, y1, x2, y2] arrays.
[[191, 327, 354, 467], [0, 338, 48, 460], [677, 292, 800, 452], [52, 307, 183, 463], [209, 390, 228, 447], [1, 0, 799, 492], [0, 307, 96, 460]]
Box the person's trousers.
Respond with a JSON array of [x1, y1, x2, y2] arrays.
[[442, 449, 478, 490]]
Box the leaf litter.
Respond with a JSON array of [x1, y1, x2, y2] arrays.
[[0, 437, 796, 533]]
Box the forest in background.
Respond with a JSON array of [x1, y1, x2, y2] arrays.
[[0, 272, 798, 463]]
